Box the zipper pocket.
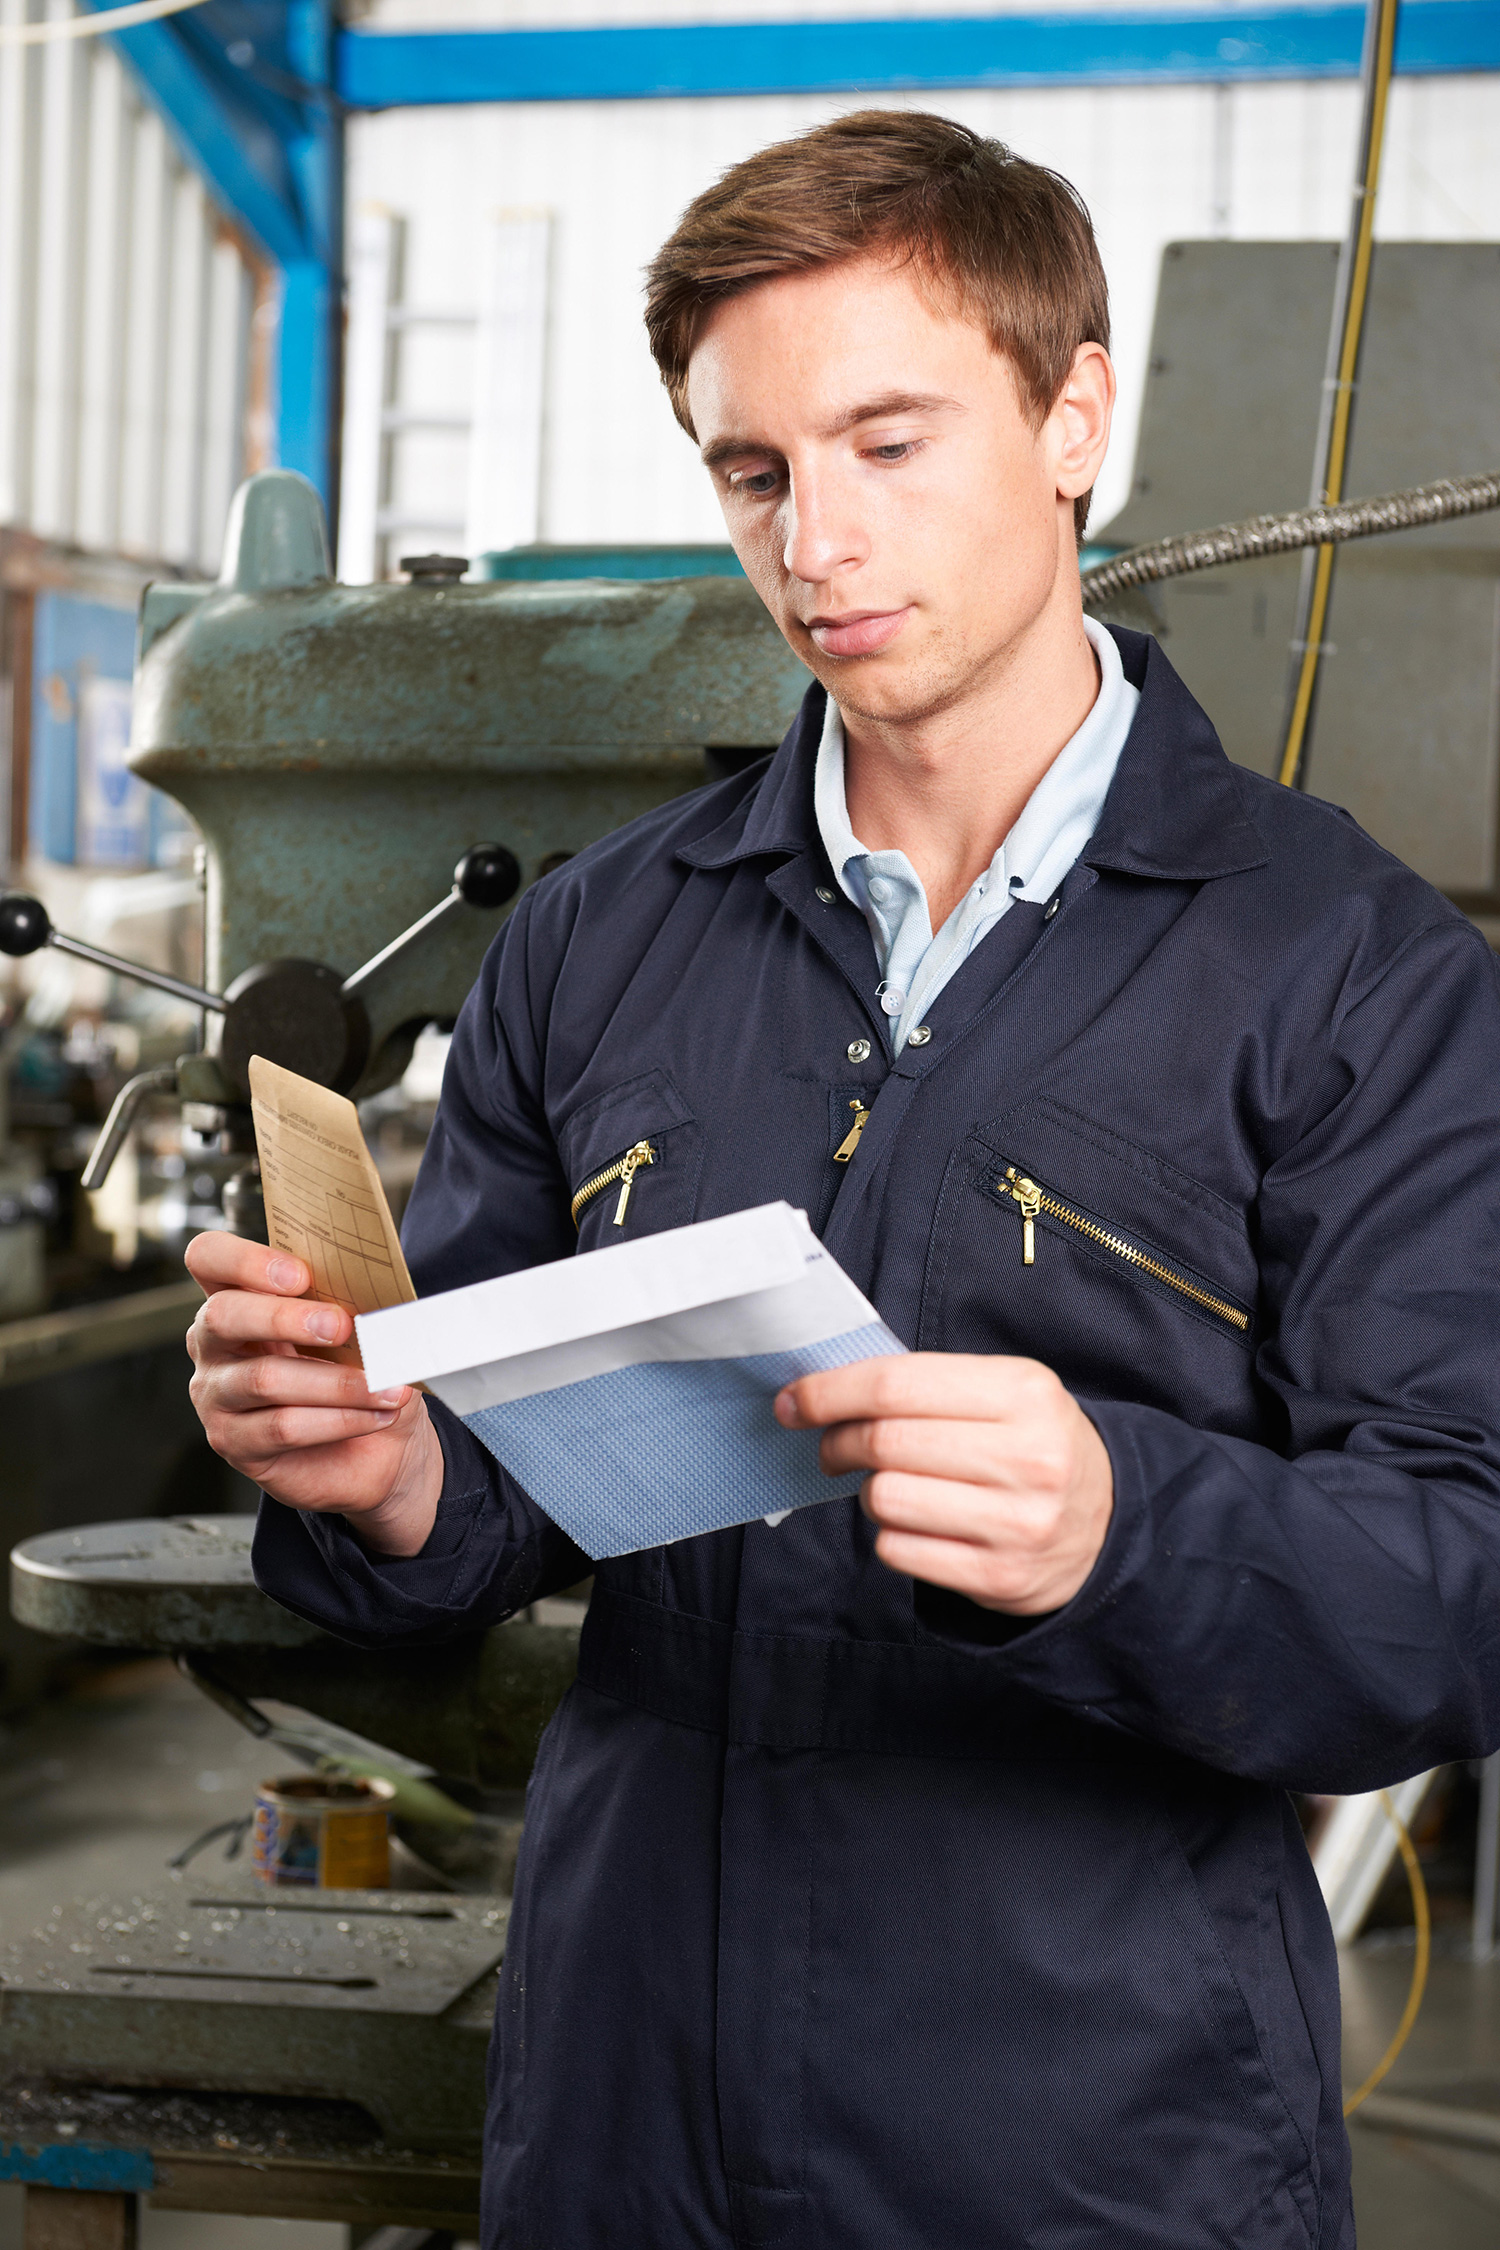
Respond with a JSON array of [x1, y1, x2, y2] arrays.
[[993, 1162, 1250, 1333], [571, 1139, 655, 1230]]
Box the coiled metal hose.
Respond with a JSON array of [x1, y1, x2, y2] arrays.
[[1080, 469, 1500, 614]]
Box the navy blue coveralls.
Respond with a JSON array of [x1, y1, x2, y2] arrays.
[[256, 629, 1500, 2250]]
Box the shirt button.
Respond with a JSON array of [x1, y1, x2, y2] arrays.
[[815, 886, 834, 904], [880, 988, 905, 1016], [907, 1025, 932, 1047], [868, 877, 892, 903], [846, 1039, 871, 1064]]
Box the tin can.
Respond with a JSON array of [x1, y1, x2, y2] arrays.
[[252, 1775, 394, 1889]]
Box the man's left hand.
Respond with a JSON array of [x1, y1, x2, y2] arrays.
[[774, 1355, 1113, 1615]]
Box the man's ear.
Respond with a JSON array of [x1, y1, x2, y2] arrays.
[[1052, 343, 1114, 505]]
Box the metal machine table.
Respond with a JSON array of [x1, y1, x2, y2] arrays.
[[0, 2078, 482, 2243]]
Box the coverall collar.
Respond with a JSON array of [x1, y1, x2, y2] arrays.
[[677, 626, 1269, 887]]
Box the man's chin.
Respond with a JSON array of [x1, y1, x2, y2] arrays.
[[804, 648, 973, 733]]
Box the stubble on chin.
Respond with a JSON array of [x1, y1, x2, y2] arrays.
[[801, 627, 990, 737]]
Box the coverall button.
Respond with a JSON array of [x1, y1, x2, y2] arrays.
[[907, 1025, 932, 1047], [846, 1039, 871, 1064], [1044, 896, 1060, 920], [815, 886, 834, 903]]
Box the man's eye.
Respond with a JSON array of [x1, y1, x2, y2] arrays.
[[869, 442, 916, 462], [730, 469, 780, 496]]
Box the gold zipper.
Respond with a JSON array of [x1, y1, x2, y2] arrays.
[[833, 1101, 871, 1163], [571, 1140, 655, 1229], [998, 1164, 1250, 1332]]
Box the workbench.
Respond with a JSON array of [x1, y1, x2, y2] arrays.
[[0, 2078, 481, 2244]]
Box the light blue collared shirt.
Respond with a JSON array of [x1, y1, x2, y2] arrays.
[[813, 616, 1139, 1054]]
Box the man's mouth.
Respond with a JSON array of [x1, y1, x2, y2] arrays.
[[805, 608, 913, 659]]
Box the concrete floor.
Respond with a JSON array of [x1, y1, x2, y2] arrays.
[[2, 1660, 1498, 2246], [1343, 1941, 1500, 2243]]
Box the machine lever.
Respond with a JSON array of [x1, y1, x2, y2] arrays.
[[178, 1655, 276, 1741], [340, 843, 520, 997], [0, 892, 225, 1014], [80, 1064, 180, 1193]]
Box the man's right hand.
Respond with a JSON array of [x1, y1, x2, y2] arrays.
[[184, 1232, 442, 1557]]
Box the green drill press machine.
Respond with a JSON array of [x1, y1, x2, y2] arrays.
[[0, 471, 809, 2214]]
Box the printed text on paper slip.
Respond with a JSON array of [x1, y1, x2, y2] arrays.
[[249, 1056, 415, 1368]]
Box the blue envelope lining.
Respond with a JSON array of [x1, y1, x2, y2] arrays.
[[461, 1321, 905, 1559]]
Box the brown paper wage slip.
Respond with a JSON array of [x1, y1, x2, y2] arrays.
[[248, 1056, 416, 1367]]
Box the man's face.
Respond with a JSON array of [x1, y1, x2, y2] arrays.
[[686, 255, 1112, 728]]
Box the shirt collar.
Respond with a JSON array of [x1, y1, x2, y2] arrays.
[[811, 614, 1137, 916], [676, 626, 1268, 884], [1082, 630, 1267, 883], [811, 686, 864, 902]]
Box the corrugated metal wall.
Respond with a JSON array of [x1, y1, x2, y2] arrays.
[[342, 62, 1500, 570], [0, 0, 260, 576]]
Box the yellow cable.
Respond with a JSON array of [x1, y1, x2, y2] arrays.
[[1278, 0, 1400, 789], [0, 0, 210, 47], [1343, 1788, 1431, 2118]]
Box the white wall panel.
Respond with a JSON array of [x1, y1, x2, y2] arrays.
[[467, 209, 552, 556], [0, 0, 256, 572], [75, 44, 134, 554], [118, 105, 171, 560], [159, 169, 210, 565], [338, 204, 401, 582], [198, 233, 251, 568], [31, 0, 91, 538], [0, 0, 41, 528], [345, 70, 1500, 561]]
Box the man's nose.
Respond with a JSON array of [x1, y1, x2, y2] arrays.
[[782, 469, 868, 586]]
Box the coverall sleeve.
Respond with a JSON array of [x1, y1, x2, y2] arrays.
[[941, 916, 1500, 1795], [251, 888, 590, 1646]]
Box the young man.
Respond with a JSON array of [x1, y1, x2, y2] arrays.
[[187, 112, 1500, 2248]]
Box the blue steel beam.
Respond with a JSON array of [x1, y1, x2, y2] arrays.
[[336, 0, 1500, 107], [85, 0, 341, 513], [104, 12, 308, 266]]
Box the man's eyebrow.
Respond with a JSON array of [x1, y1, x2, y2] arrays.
[[825, 389, 963, 435], [700, 434, 769, 471], [700, 391, 962, 471]]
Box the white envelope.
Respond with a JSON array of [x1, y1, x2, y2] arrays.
[[356, 1203, 906, 1560]]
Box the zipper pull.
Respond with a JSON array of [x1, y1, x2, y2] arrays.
[[1005, 1166, 1042, 1265], [613, 1141, 654, 1225], [833, 1101, 871, 1163]]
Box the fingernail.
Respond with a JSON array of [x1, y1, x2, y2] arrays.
[[774, 1389, 798, 1424], [305, 1307, 341, 1340], [268, 1257, 303, 1290], [371, 1411, 397, 1428], [372, 1388, 406, 1408]]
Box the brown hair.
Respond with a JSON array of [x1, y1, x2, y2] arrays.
[[644, 109, 1110, 538]]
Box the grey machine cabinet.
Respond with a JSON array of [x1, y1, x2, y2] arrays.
[[1096, 241, 1500, 924]]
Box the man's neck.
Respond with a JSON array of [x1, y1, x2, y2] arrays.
[[838, 595, 1101, 932]]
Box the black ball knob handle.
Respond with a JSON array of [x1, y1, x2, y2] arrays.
[[0, 894, 52, 957], [454, 844, 521, 910]]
